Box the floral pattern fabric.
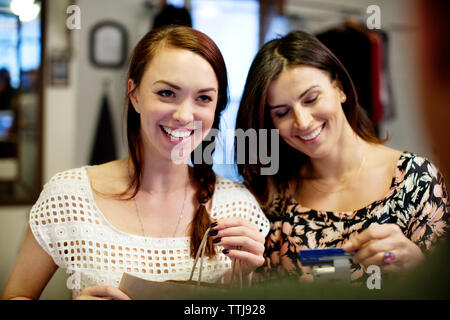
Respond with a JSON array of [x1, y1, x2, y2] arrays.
[[258, 152, 449, 282]]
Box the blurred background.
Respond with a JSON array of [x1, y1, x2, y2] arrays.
[[0, 0, 446, 299]]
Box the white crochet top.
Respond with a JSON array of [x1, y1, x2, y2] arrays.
[[29, 167, 270, 299]]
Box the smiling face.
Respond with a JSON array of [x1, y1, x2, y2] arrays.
[[268, 65, 351, 160], [128, 46, 218, 162]]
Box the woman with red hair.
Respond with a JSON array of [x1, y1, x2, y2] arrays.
[[2, 26, 269, 300]]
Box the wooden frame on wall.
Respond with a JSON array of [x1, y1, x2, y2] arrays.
[[89, 21, 128, 69]]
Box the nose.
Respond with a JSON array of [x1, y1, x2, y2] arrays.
[[172, 99, 194, 125], [292, 105, 313, 130]]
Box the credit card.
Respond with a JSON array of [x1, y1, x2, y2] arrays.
[[299, 247, 353, 265]]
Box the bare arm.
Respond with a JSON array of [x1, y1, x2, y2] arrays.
[[1, 227, 58, 300]]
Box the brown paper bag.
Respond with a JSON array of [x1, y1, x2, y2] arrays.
[[119, 227, 242, 300]]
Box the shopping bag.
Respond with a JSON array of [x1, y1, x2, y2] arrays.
[[119, 227, 243, 299]]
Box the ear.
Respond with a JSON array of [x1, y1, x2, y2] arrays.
[[337, 87, 346, 103], [128, 79, 140, 114], [331, 78, 346, 103]]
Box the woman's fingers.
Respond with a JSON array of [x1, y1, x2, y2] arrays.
[[357, 251, 388, 268], [211, 225, 265, 244], [352, 238, 397, 265], [211, 217, 260, 233], [345, 223, 424, 274], [221, 247, 265, 269], [211, 220, 265, 257], [210, 217, 266, 273], [343, 223, 402, 252], [218, 235, 265, 255], [75, 285, 131, 300], [357, 251, 402, 274]]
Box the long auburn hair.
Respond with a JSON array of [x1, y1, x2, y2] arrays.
[[124, 26, 228, 257], [235, 30, 385, 217]]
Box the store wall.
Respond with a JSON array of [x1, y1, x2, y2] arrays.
[[74, 0, 153, 167], [0, 0, 433, 299]]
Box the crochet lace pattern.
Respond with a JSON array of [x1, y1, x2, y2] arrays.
[[29, 167, 269, 298]]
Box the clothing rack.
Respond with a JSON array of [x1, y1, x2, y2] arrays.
[[284, 0, 418, 32], [285, 0, 364, 19]]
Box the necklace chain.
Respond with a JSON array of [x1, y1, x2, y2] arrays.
[[308, 154, 366, 194], [127, 160, 189, 237], [134, 181, 188, 237]]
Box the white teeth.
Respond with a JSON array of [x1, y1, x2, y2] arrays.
[[162, 126, 193, 139], [299, 124, 324, 141]]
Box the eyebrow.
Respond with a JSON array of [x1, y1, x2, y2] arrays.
[[153, 80, 217, 93], [268, 85, 319, 109]]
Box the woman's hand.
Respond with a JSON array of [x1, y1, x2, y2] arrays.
[[342, 223, 425, 274], [210, 217, 265, 276], [75, 285, 131, 300]]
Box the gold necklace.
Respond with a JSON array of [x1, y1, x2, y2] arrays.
[[308, 154, 366, 194]]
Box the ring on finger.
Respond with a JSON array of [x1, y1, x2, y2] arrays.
[[383, 252, 397, 264]]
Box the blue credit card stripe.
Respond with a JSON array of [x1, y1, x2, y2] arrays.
[[299, 248, 353, 263]]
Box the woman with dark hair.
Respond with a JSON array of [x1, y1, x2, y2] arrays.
[[2, 26, 269, 300], [235, 30, 448, 282]]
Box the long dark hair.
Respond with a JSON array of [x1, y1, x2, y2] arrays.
[[235, 30, 384, 216], [125, 25, 228, 257]]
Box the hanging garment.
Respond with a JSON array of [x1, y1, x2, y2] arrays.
[[152, 4, 192, 29], [316, 22, 395, 137], [367, 29, 384, 124], [376, 29, 395, 121], [316, 24, 374, 121], [89, 93, 117, 165]]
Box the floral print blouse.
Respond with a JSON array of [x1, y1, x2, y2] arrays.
[[258, 152, 449, 282]]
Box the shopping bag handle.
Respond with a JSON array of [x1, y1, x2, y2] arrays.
[[189, 226, 242, 288]]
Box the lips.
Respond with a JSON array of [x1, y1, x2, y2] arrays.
[[160, 125, 195, 141], [298, 123, 325, 141]]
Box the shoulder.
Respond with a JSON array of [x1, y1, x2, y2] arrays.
[[85, 159, 129, 195], [214, 174, 247, 189], [213, 174, 270, 235], [48, 167, 87, 183], [30, 167, 90, 220], [395, 151, 448, 206], [398, 151, 442, 181], [214, 174, 259, 203], [29, 166, 94, 232], [41, 167, 89, 196], [28, 166, 91, 266]]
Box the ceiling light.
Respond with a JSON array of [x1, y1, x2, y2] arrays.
[[10, 0, 40, 22]]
